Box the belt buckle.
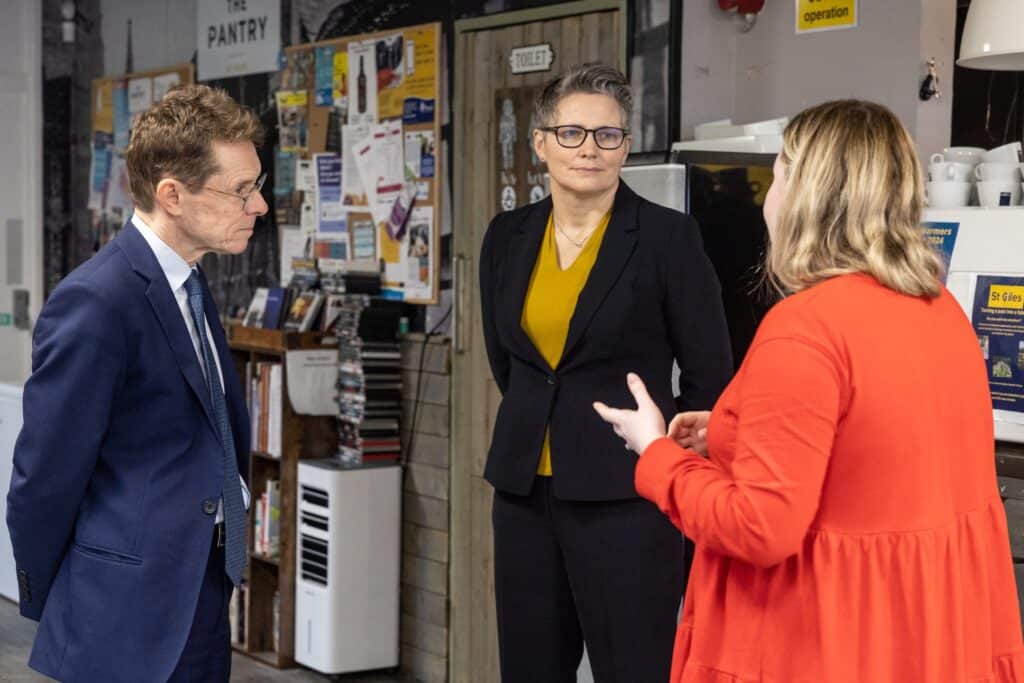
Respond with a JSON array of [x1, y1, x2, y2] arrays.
[[215, 523, 225, 548]]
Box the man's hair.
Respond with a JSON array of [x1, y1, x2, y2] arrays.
[[124, 84, 265, 212], [767, 99, 943, 298], [533, 63, 632, 128]]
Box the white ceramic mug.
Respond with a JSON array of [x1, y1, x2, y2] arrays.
[[975, 162, 1021, 182], [982, 141, 1023, 164], [926, 181, 972, 208], [930, 161, 974, 182], [939, 146, 986, 165], [977, 180, 1022, 207]]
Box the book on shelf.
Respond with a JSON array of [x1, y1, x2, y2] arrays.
[[283, 291, 324, 332], [243, 288, 269, 328], [262, 287, 287, 329], [272, 590, 281, 654], [247, 362, 282, 458], [321, 293, 348, 331], [253, 496, 263, 555], [252, 479, 281, 559], [264, 479, 281, 558]]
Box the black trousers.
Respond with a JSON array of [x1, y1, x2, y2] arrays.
[[166, 534, 233, 683], [492, 477, 686, 683]]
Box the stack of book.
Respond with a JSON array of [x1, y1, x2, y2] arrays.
[[334, 296, 405, 466], [246, 361, 282, 458]]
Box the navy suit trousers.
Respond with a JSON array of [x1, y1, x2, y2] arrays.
[[166, 539, 232, 683]]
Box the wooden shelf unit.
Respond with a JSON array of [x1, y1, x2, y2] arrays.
[[227, 325, 338, 669]]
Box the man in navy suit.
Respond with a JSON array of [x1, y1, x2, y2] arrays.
[[6, 84, 267, 682]]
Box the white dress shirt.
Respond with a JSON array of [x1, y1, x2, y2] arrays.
[[132, 214, 250, 521]]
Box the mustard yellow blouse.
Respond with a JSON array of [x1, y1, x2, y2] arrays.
[[521, 210, 611, 476]]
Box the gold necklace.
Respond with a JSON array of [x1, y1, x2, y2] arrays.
[[554, 217, 596, 248]]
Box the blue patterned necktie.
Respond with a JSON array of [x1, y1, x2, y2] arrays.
[[184, 270, 247, 586]]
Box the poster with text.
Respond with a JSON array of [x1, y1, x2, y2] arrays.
[[197, 0, 281, 80], [972, 275, 1024, 415], [921, 221, 959, 283], [276, 90, 309, 152], [378, 25, 437, 120], [347, 40, 377, 126]]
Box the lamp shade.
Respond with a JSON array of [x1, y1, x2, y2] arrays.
[[958, 0, 1024, 70]]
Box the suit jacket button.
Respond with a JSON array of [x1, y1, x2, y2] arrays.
[[546, 375, 556, 385], [202, 499, 217, 515]]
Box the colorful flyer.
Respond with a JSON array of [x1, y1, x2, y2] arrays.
[[404, 130, 435, 179], [274, 149, 296, 196], [972, 275, 1024, 414], [333, 50, 348, 106], [276, 90, 309, 152], [342, 123, 370, 208], [351, 218, 376, 259], [113, 83, 131, 150], [314, 152, 347, 236], [93, 80, 114, 134], [921, 221, 959, 282], [347, 40, 377, 126], [315, 46, 335, 106], [378, 25, 437, 120]]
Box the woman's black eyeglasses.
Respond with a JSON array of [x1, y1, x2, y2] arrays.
[[539, 125, 629, 150]]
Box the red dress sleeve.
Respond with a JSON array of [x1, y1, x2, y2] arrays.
[[636, 337, 845, 567]]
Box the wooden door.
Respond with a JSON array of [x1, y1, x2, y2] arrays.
[[451, 4, 625, 681]]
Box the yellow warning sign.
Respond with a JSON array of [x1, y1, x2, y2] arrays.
[[796, 0, 857, 34]]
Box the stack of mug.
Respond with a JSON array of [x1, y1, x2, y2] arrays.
[[927, 141, 1023, 208]]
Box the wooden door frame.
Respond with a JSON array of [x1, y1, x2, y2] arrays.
[[450, 3, 627, 680]]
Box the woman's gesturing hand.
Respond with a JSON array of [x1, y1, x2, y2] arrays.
[[593, 373, 666, 455]]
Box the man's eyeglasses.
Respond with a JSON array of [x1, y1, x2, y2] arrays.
[[196, 172, 267, 211], [539, 125, 630, 150]]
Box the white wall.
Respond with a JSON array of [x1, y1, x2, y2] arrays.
[[101, 0, 197, 76], [681, 0, 955, 159], [915, 0, 956, 161], [0, 0, 41, 602], [0, 1, 43, 386]]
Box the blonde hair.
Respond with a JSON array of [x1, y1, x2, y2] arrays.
[[125, 84, 264, 212], [766, 99, 943, 298]]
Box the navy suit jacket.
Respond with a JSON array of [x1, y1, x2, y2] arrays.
[[6, 222, 250, 683]]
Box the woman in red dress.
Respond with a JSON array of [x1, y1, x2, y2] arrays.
[[595, 99, 1024, 682]]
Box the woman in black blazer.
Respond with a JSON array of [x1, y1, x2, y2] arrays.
[[479, 64, 733, 682]]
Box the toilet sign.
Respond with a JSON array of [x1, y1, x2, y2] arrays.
[[509, 44, 554, 74]]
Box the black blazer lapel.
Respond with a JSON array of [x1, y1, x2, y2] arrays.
[[559, 182, 641, 367], [500, 197, 555, 372], [115, 222, 219, 434]]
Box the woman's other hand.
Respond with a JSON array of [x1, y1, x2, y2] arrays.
[[667, 411, 711, 456], [593, 373, 666, 455]]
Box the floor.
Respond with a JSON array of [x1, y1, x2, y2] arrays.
[[0, 598, 407, 682]]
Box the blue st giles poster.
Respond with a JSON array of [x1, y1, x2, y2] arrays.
[[972, 275, 1024, 414]]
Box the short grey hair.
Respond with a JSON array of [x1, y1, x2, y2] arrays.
[[533, 63, 632, 129]]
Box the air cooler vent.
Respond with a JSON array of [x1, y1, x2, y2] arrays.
[[301, 509, 328, 531], [300, 534, 328, 585], [301, 484, 329, 507]]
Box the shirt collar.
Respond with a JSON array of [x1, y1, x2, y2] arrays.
[[131, 213, 194, 291]]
